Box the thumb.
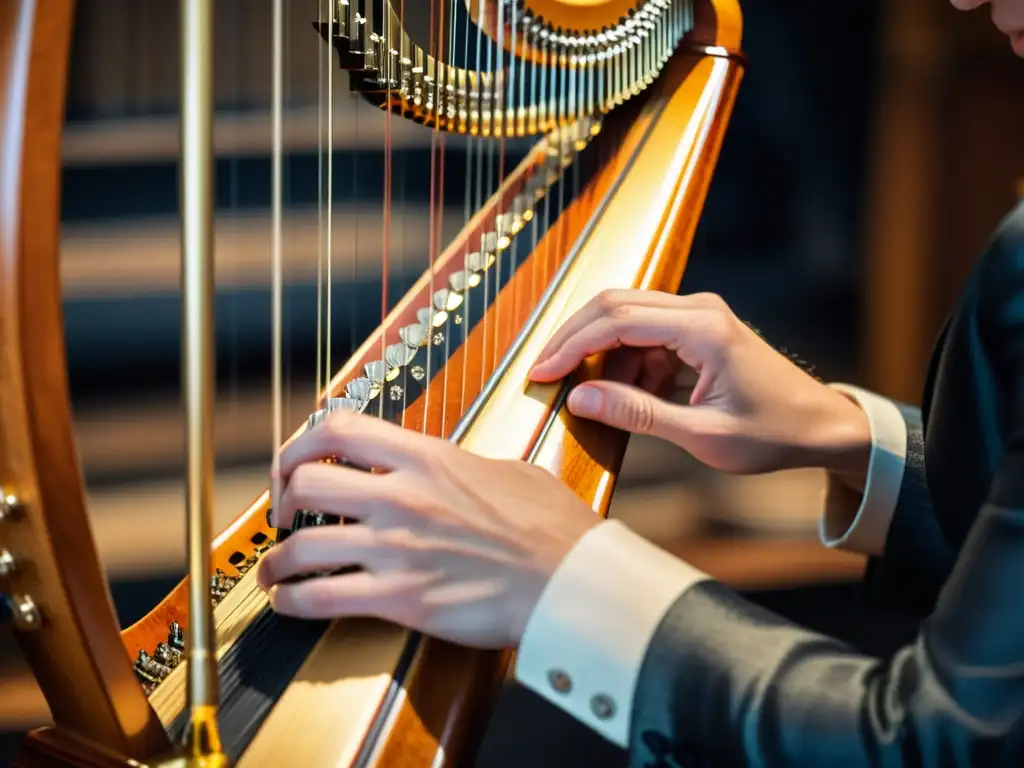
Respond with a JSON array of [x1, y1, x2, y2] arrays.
[[567, 381, 696, 442]]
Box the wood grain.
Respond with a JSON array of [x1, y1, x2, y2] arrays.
[[372, 19, 746, 768], [8, 1, 745, 765], [117, 126, 551, 660], [1, 0, 170, 761]]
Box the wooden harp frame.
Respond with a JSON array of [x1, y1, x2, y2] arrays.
[[0, 1, 744, 765]]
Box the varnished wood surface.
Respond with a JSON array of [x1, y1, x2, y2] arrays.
[[1, 536, 866, 733], [8, 2, 747, 765], [116, 127, 552, 660], [516, 0, 637, 35], [150, 24, 746, 768], [16, 729, 146, 768], [0, 0, 170, 760], [232, 63, 673, 768], [372, 36, 746, 768]]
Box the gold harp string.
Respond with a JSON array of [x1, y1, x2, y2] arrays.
[[351, 55, 359, 372], [271, 0, 283, 513], [492, 0, 506, 374], [426, 0, 439, 433], [501, 0, 518, 373], [459, 0, 473, 420], [326, 0, 335, 402], [316, 0, 325, 406], [379, 0, 392, 423], [474, 1, 487, 408], [433, 0, 451, 436], [533, 23, 547, 348], [477, 0, 489, 393]]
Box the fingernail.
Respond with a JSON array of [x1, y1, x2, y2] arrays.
[[568, 386, 602, 415]]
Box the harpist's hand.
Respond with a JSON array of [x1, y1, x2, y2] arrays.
[[257, 410, 600, 646], [530, 289, 870, 476]]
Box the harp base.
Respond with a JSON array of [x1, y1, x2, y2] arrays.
[[16, 727, 155, 768], [150, 753, 230, 768]]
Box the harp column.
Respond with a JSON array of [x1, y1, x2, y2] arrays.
[[178, 0, 226, 762]]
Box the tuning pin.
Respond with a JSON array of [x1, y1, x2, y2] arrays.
[[480, 231, 499, 254], [155, 641, 181, 667], [448, 270, 470, 293], [364, 359, 388, 383], [168, 622, 185, 651], [134, 649, 171, 681], [345, 377, 376, 403], [399, 323, 428, 348], [327, 396, 366, 413], [385, 342, 417, 370], [467, 250, 496, 273], [133, 651, 161, 685], [417, 306, 447, 328]]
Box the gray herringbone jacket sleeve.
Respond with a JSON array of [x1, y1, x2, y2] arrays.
[[627, 405, 1024, 766]]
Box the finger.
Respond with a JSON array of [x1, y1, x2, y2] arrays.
[[567, 379, 715, 447], [531, 291, 726, 378], [277, 409, 445, 479], [531, 306, 722, 382], [603, 346, 645, 385], [272, 460, 402, 529], [531, 290, 678, 377], [639, 347, 682, 394], [258, 524, 378, 589], [268, 569, 385, 619], [600, 347, 680, 394]]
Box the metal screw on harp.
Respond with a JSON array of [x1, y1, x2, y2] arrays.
[[0, 488, 21, 521]]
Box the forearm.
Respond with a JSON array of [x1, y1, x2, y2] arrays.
[[516, 507, 1023, 766], [627, 499, 1024, 767], [816, 384, 909, 555], [514, 520, 710, 744], [816, 387, 954, 612]]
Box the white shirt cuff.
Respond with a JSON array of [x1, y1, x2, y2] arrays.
[[818, 383, 908, 557], [514, 519, 709, 747]]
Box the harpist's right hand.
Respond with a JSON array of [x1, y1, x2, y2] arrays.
[[529, 289, 870, 477]]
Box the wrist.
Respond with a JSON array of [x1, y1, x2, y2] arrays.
[[512, 515, 602, 645], [803, 387, 872, 486]]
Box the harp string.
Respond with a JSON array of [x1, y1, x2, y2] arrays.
[[459, 0, 473, 426], [326, 0, 335, 405], [474, 3, 487, 415], [428, 0, 444, 434], [501, 0, 516, 375], [315, 0, 324, 408], [378, 0, 390, 423], [491, 0, 504, 374], [271, 0, 284, 512], [287, 1, 553, 443]]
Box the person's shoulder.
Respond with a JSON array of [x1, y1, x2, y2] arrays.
[[973, 202, 1024, 367], [978, 202, 1024, 291]]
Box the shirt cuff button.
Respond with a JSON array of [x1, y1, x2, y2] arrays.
[[547, 669, 572, 694], [591, 693, 616, 720]]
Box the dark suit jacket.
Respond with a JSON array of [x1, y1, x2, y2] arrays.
[[628, 201, 1024, 767]]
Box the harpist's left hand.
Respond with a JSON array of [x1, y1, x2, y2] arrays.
[[257, 408, 601, 647]]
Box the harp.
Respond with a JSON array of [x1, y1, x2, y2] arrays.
[[0, 0, 743, 765]]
